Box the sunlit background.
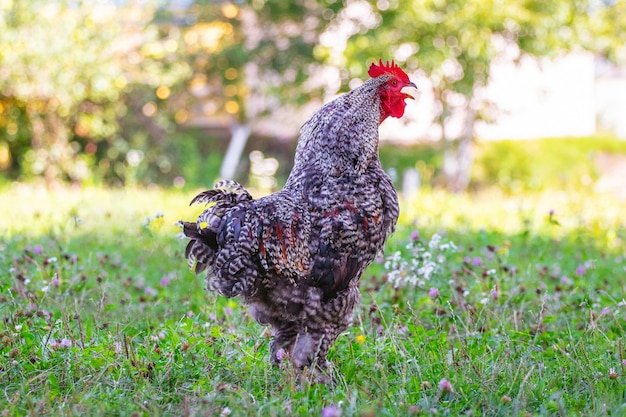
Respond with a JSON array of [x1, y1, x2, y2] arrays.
[[2, 2, 626, 414], [1, 0, 625, 195]]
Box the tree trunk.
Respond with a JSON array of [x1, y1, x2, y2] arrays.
[[220, 122, 251, 180], [442, 101, 476, 193]]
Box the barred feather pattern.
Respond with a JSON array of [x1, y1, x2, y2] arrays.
[[182, 75, 400, 375]]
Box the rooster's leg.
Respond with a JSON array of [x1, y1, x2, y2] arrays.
[[291, 329, 335, 371], [269, 322, 298, 365]]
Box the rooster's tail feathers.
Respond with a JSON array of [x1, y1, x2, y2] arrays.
[[189, 180, 252, 206], [182, 221, 215, 274], [182, 181, 252, 276]]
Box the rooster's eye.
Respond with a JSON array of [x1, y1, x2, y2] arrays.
[[391, 80, 397, 86]]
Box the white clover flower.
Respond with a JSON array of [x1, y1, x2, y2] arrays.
[[428, 233, 441, 249], [439, 242, 454, 251], [384, 233, 457, 289]]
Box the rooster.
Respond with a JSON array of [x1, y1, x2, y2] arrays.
[[182, 60, 415, 375]]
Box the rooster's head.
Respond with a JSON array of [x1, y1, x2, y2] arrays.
[[368, 59, 416, 122]]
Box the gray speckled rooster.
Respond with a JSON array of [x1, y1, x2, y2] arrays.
[[182, 60, 415, 374]]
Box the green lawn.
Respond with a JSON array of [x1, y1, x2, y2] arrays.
[[1, 184, 625, 416]]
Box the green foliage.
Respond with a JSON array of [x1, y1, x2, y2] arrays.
[[379, 142, 443, 187], [374, 135, 626, 192], [175, 130, 225, 188], [0, 186, 625, 415], [0, 0, 190, 184], [472, 136, 626, 191], [176, 0, 343, 122]]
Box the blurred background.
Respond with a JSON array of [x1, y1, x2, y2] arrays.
[[0, 0, 625, 195]]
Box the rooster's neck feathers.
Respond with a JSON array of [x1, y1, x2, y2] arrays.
[[288, 76, 391, 182]]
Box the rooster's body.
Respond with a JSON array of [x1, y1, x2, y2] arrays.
[[182, 61, 414, 373]]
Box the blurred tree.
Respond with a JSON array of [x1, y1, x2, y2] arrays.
[[0, 0, 189, 185], [343, 0, 626, 191], [4, 0, 622, 188], [173, 0, 345, 180]]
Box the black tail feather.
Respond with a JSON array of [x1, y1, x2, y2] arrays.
[[181, 181, 253, 276]]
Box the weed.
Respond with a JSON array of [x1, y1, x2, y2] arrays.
[[0, 184, 625, 415]]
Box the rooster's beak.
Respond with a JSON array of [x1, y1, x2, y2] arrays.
[[403, 82, 417, 100]]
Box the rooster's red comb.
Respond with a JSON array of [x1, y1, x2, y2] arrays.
[[368, 59, 410, 82]]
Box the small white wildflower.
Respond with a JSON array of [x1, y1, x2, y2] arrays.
[[439, 241, 456, 251], [47, 257, 57, 263], [486, 269, 497, 276], [388, 270, 403, 288], [428, 233, 441, 249], [220, 407, 232, 416], [418, 261, 437, 280], [406, 274, 419, 287], [384, 233, 457, 289]]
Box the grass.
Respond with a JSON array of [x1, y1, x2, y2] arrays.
[[1, 183, 626, 416]]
